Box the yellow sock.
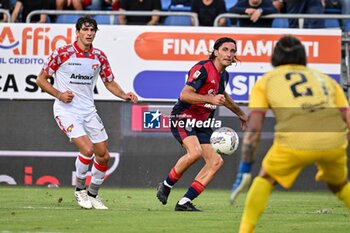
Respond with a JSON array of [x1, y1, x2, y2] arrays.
[[239, 177, 274, 233], [336, 182, 350, 209]]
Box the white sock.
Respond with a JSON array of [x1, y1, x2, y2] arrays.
[[91, 159, 107, 185], [75, 153, 92, 179], [178, 197, 191, 205]]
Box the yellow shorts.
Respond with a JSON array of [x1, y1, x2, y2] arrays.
[[262, 143, 348, 189]]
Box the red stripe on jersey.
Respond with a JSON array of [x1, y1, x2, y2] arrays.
[[73, 42, 114, 83], [44, 42, 114, 83], [55, 116, 67, 134], [169, 167, 182, 182], [191, 180, 205, 194], [93, 160, 108, 172], [44, 44, 75, 75], [98, 50, 114, 83], [178, 124, 188, 141], [78, 154, 92, 165]]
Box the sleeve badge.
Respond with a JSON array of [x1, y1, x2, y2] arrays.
[[192, 70, 201, 79]]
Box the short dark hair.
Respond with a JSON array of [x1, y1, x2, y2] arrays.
[[76, 16, 98, 31], [209, 37, 238, 63], [271, 35, 307, 67]]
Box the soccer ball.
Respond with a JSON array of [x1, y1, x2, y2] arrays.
[[210, 127, 239, 156]]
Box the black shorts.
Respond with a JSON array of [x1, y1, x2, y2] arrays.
[[170, 117, 213, 145]]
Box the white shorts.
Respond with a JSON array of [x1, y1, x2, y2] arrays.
[[54, 112, 108, 143]]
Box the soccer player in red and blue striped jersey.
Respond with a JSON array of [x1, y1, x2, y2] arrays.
[[156, 37, 248, 211]]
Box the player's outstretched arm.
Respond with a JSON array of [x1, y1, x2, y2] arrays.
[[223, 92, 248, 130], [104, 80, 138, 103], [230, 112, 263, 204]]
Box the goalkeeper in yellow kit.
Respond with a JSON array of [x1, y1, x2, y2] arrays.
[[230, 35, 350, 233]]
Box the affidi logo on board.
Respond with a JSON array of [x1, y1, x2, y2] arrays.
[[0, 25, 73, 56]]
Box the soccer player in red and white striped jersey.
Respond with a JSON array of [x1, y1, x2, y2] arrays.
[[37, 16, 138, 209]]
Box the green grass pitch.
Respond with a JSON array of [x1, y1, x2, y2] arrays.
[[0, 186, 349, 233]]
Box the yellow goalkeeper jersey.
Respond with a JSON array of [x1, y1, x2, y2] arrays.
[[250, 64, 349, 150]]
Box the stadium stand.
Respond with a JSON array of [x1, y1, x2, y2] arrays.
[[345, 20, 350, 32], [19, 5, 350, 32], [163, 15, 191, 26], [324, 18, 340, 28], [271, 18, 289, 28], [55, 14, 81, 24], [324, 3, 341, 29], [225, 0, 238, 10], [46, 16, 52, 23], [224, 0, 238, 26], [93, 15, 117, 25], [169, 4, 191, 12], [160, 0, 191, 12], [161, 0, 172, 11]]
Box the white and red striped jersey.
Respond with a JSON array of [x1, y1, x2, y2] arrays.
[[42, 41, 114, 115]]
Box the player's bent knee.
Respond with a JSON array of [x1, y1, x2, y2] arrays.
[[259, 172, 277, 186], [213, 156, 224, 168], [81, 147, 94, 157], [187, 155, 201, 165], [327, 181, 347, 194], [99, 152, 110, 163], [188, 148, 203, 159], [207, 156, 224, 172]]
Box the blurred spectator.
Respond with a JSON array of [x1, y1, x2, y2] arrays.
[[7, 0, 15, 11], [49, 0, 56, 10], [324, 0, 350, 31], [169, 0, 191, 11], [9, 0, 15, 7], [339, 0, 350, 14], [272, 0, 285, 12], [324, 0, 341, 11], [56, 0, 84, 10], [171, 0, 191, 6], [118, 0, 161, 25], [107, 0, 119, 10], [11, 0, 53, 23], [87, 0, 119, 10], [283, 0, 325, 28], [191, 0, 227, 26], [229, 0, 278, 27], [0, 0, 10, 22]]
